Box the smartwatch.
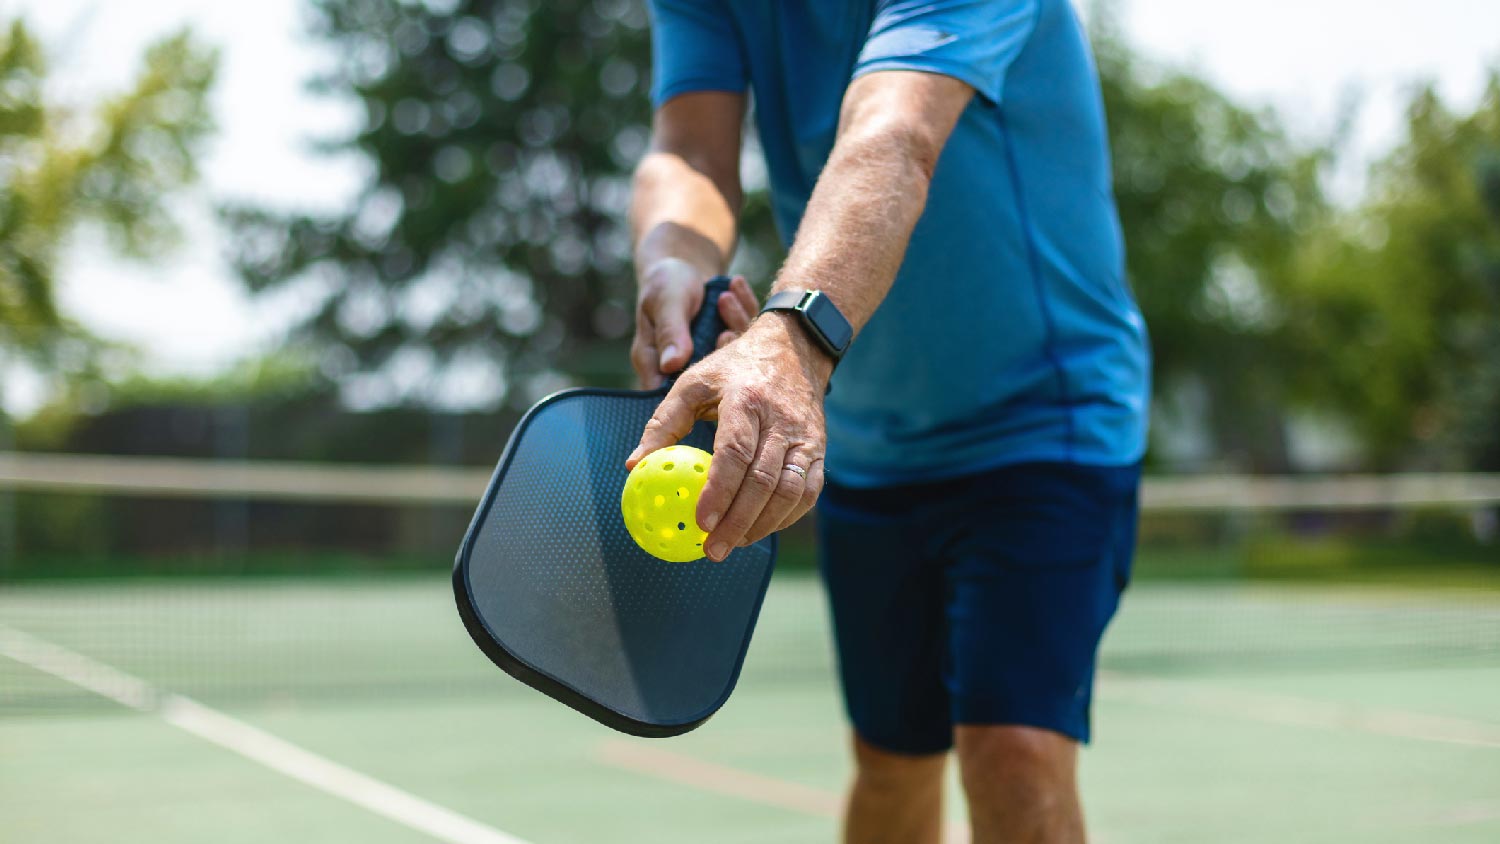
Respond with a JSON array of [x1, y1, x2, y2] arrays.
[[759, 289, 853, 363]]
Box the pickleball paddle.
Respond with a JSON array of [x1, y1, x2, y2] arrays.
[[453, 276, 777, 737]]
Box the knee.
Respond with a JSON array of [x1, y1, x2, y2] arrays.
[[852, 734, 946, 792], [955, 726, 1075, 808]]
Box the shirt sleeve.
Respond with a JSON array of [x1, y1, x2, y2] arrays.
[[854, 0, 1040, 104], [648, 0, 749, 106]]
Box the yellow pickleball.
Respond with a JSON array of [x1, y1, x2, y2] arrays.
[[620, 444, 713, 562]]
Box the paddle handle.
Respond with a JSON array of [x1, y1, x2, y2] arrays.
[[683, 275, 732, 373]]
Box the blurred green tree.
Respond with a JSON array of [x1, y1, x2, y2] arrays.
[[1452, 149, 1500, 470], [233, 0, 1329, 452], [1090, 13, 1331, 470], [1284, 77, 1500, 469], [225, 0, 666, 410], [0, 20, 217, 377]]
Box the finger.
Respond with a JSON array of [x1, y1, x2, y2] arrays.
[[715, 330, 740, 350], [649, 285, 696, 375], [775, 457, 824, 533], [696, 397, 758, 542], [630, 330, 663, 389], [743, 444, 815, 543], [731, 275, 759, 316], [626, 378, 709, 468], [718, 282, 753, 333], [704, 430, 787, 561]]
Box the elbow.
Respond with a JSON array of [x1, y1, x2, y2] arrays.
[[634, 147, 742, 210], [836, 120, 945, 186], [631, 150, 673, 197]]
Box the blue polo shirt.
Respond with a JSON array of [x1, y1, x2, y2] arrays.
[[649, 0, 1151, 487]]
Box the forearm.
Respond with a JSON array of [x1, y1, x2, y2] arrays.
[[762, 71, 971, 360], [630, 74, 972, 550], [626, 92, 750, 385], [769, 129, 934, 336], [630, 149, 741, 282]]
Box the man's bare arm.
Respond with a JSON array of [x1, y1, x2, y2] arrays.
[[764, 71, 974, 341], [628, 91, 758, 388], [630, 71, 975, 559]]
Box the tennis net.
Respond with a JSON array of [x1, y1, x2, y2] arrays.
[[2, 452, 1497, 714]]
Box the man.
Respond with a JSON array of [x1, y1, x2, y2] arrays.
[[625, 1, 1149, 842]]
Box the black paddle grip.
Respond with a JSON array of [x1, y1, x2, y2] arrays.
[[684, 275, 732, 371]]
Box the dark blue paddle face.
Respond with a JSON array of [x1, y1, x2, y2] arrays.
[[453, 277, 777, 736]]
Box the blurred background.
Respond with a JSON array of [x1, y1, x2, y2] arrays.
[[1, 1, 1498, 842]]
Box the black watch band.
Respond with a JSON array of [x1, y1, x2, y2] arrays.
[[759, 289, 853, 362]]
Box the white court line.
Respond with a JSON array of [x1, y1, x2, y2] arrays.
[[0, 624, 532, 844], [1099, 672, 1500, 750]]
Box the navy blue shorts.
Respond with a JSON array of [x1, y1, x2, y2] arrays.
[[817, 461, 1140, 753]]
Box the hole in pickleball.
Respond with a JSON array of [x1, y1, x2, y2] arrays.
[[677, 522, 685, 530], [663, 462, 674, 471], [693, 464, 704, 473], [653, 495, 665, 507], [645, 523, 655, 532], [676, 487, 688, 498]]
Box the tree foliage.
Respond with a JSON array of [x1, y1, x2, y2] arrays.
[[1285, 78, 1500, 469], [1091, 13, 1331, 470], [229, 0, 1497, 472], [226, 0, 659, 409], [0, 20, 217, 371], [240, 1, 1337, 458]]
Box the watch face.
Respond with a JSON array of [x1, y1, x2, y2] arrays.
[[805, 292, 853, 353]]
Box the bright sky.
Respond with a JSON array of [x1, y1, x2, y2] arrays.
[[5, 0, 1499, 414]]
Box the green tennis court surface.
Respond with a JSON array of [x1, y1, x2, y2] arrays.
[[4, 573, 1499, 843]]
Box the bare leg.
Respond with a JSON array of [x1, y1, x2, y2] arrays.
[[955, 725, 1084, 844], [843, 733, 947, 844]]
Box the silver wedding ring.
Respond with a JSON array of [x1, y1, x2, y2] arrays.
[[783, 464, 807, 479]]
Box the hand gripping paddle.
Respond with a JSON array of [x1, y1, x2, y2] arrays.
[[454, 277, 777, 737]]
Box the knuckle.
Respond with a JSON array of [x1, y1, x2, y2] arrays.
[[802, 464, 825, 503], [642, 412, 679, 437], [717, 438, 756, 467], [639, 277, 674, 304], [721, 500, 754, 524], [736, 390, 774, 417], [744, 465, 779, 492], [674, 376, 714, 409], [725, 510, 760, 538], [741, 383, 774, 407], [773, 474, 804, 501], [800, 489, 820, 514]]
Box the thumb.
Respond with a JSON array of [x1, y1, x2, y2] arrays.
[[652, 285, 695, 375]]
